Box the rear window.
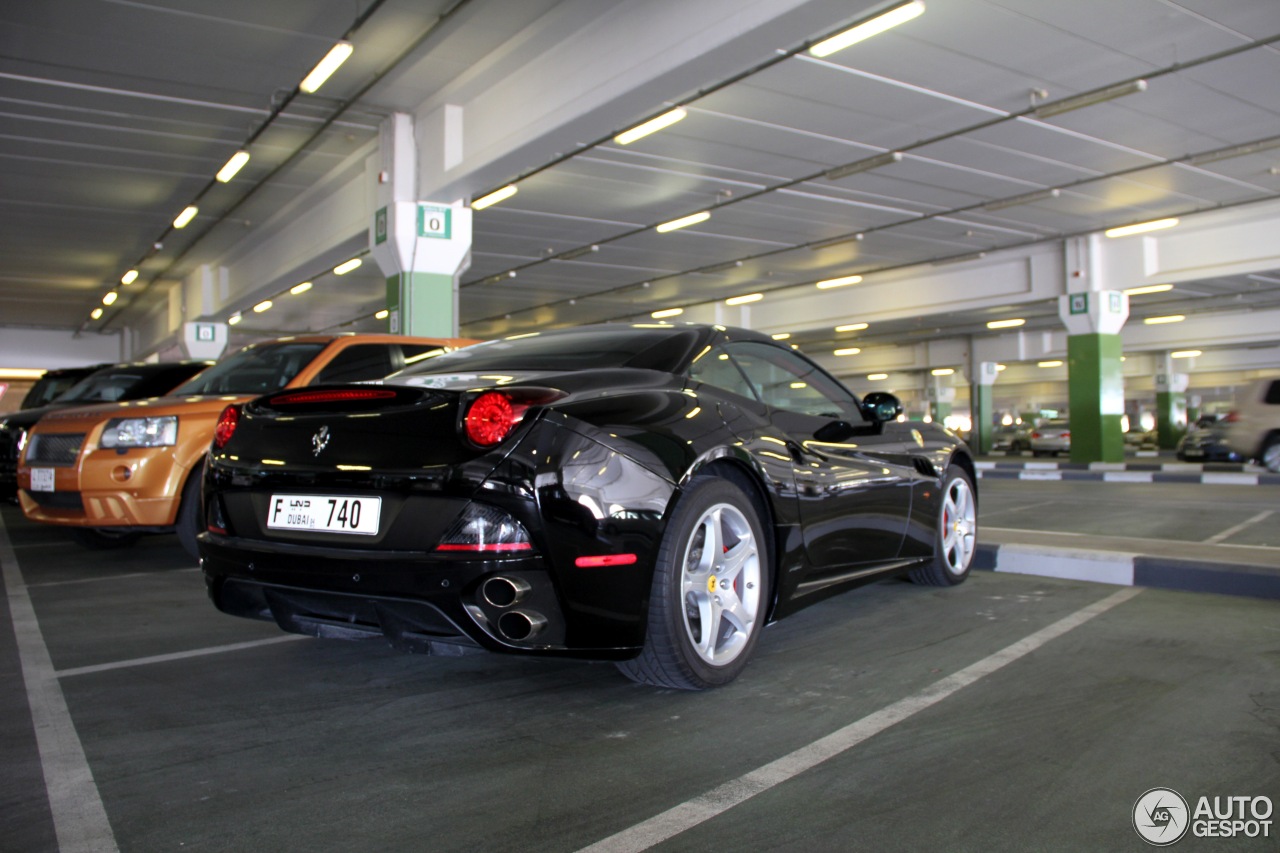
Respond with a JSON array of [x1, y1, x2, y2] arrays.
[[172, 342, 327, 396], [1264, 380, 1280, 406], [58, 369, 151, 403]]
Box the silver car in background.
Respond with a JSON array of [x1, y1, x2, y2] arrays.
[[1029, 419, 1071, 457]]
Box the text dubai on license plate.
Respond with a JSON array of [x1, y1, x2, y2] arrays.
[[267, 494, 381, 535]]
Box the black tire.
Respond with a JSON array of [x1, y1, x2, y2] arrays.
[[909, 466, 977, 587], [71, 527, 141, 550], [175, 463, 204, 561], [616, 477, 770, 690]]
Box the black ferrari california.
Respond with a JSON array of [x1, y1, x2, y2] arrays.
[[199, 323, 977, 689]]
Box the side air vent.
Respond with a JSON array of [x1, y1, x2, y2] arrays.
[[912, 457, 939, 478]]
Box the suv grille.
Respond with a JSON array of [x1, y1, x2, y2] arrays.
[[25, 433, 85, 467]]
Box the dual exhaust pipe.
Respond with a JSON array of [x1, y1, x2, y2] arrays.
[[480, 576, 545, 642]]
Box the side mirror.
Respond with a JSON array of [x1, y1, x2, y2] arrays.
[[813, 420, 856, 443], [862, 392, 903, 424]]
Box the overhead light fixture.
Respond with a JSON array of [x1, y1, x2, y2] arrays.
[[809, 1, 925, 57], [725, 293, 763, 306], [987, 318, 1026, 329], [228, 312, 242, 326], [816, 274, 863, 289], [656, 211, 710, 233], [835, 322, 868, 332], [810, 233, 864, 250], [375, 309, 390, 320], [700, 260, 743, 274], [1186, 136, 1280, 166], [90, 308, 103, 320], [981, 188, 1060, 212], [102, 291, 118, 306], [834, 347, 862, 356], [615, 108, 688, 145], [299, 41, 353, 94], [120, 269, 139, 285], [1123, 283, 1173, 296], [996, 364, 1007, 371], [557, 245, 599, 261], [1105, 217, 1178, 238], [1171, 350, 1201, 359], [651, 308, 684, 319], [771, 332, 792, 340], [0, 368, 47, 380], [867, 373, 888, 381], [931, 368, 955, 376], [173, 205, 198, 229], [824, 151, 902, 181], [1033, 79, 1147, 119], [333, 258, 362, 275], [1038, 360, 1063, 368], [473, 185, 518, 210], [253, 300, 273, 313], [290, 281, 313, 295], [1143, 314, 1185, 325], [216, 150, 251, 183], [932, 251, 986, 266]]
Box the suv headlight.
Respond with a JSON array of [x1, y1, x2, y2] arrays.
[[100, 416, 178, 449]]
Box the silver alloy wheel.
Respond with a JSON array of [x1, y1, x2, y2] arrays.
[[679, 501, 762, 666], [1263, 440, 1280, 473], [940, 475, 977, 574]]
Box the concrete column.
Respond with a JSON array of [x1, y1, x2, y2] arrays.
[[369, 113, 472, 337], [971, 361, 999, 454], [1154, 355, 1189, 449]]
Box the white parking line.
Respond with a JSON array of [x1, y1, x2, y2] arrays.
[[56, 635, 309, 678], [1202, 510, 1275, 544], [0, 515, 119, 853], [27, 567, 201, 589], [576, 586, 1143, 853]]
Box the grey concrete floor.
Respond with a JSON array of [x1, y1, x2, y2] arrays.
[[3, 482, 1278, 852]]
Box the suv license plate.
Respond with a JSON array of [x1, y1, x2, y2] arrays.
[[30, 468, 55, 492], [267, 494, 381, 535]]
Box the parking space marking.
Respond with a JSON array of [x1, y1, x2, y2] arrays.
[[56, 635, 309, 678], [577, 586, 1143, 853], [27, 567, 201, 589], [0, 515, 119, 853], [1202, 510, 1274, 544]]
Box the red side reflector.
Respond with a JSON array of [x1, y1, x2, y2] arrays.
[[435, 542, 534, 552], [574, 554, 638, 568], [269, 388, 398, 405]]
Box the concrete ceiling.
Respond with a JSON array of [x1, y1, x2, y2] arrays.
[[3, 0, 1280, 359]]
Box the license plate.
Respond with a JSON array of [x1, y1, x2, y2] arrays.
[[30, 468, 55, 492], [1184, 450, 1204, 458], [266, 494, 381, 535]]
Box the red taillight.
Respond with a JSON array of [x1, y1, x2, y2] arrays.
[[1030, 431, 1042, 439], [1224, 410, 1240, 423], [213, 405, 240, 450], [1061, 431, 1070, 438], [464, 391, 521, 447], [268, 388, 397, 405]]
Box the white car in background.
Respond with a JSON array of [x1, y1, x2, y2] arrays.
[[1224, 378, 1280, 472]]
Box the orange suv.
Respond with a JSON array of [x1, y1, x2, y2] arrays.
[[18, 334, 471, 556]]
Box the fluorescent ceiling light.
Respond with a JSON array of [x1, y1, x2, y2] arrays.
[[90, 308, 103, 320], [996, 364, 1007, 371], [931, 368, 955, 376], [120, 269, 139, 285], [557, 245, 599, 261], [1171, 350, 1201, 359], [334, 258, 362, 275], [656, 211, 710, 233], [810, 1, 925, 57], [933, 251, 986, 266], [810, 233, 863, 250], [1033, 79, 1147, 119], [834, 347, 862, 356], [216, 150, 250, 183], [700, 259, 742, 274], [1038, 360, 1063, 368], [102, 291, 118, 305], [173, 205, 198, 229], [299, 41, 353, 94], [1143, 314, 1185, 325], [835, 323, 868, 332], [981, 188, 1060, 212], [290, 281, 312, 295], [867, 373, 888, 380], [615, 108, 687, 145], [816, 274, 863, 289], [253, 300, 273, 313], [473, 185, 517, 210], [987, 318, 1026, 329], [1186, 136, 1280, 166], [651, 308, 684, 319], [0, 368, 47, 380], [725, 293, 763, 306], [825, 150, 902, 181], [228, 312, 242, 326], [771, 332, 791, 340], [1105, 217, 1178, 238], [1123, 283, 1173, 296], [375, 309, 390, 320]]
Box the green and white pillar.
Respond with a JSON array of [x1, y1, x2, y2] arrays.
[[1154, 355, 1189, 450], [369, 113, 472, 337], [971, 361, 999, 454], [1058, 288, 1129, 463]]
